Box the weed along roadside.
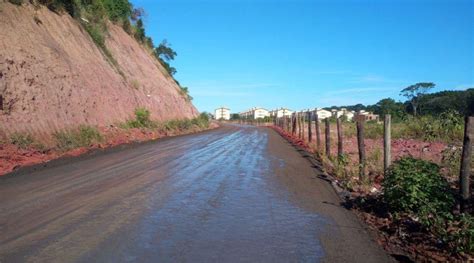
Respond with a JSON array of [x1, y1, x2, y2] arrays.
[[0, 108, 217, 177], [246, 110, 474, 262]]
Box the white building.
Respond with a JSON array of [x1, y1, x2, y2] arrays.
[[269, 108, 294, 118], [215, 107, 230, 120], [331, 108, 355, 121], [240, 107, 270, 119], [315, 108, 332, 119]]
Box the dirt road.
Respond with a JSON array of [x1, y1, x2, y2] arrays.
[[0, 125, 391, 262]]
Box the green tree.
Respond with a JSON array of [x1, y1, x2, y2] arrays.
[[374, 98, 406, 120], [154, 40, 177, 76], [102, 0, 132, 22], [154, 40, 177, 61], [400, 82, 435, 116], [134, 18, 146, 42]]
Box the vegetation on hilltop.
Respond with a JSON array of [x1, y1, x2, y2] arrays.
[[325, 87, 474, 121]]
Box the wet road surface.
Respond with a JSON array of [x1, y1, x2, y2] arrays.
[[0, 125, 391, 262]]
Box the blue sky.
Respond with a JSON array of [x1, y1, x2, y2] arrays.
[[131, 0, 473, 113]]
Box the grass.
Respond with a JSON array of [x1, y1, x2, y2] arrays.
[[342, 114, 464, 144], [131, 79, 140, 90], [54, 125, 103, 151], [120, 109, 210, 133], [10, 133, 34, 149], [83, 23, 122, 75]]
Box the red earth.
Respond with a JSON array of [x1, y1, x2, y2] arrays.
[[0, 123, 219, 176]]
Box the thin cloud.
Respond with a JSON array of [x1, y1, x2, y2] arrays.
[[454, 84, 474, 90]]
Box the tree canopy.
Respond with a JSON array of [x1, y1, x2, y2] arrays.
[[400, 82, 435, 116]]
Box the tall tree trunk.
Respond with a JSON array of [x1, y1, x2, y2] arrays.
[[412, 101, 417, 117]]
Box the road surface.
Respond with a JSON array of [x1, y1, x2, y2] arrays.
[[0, 125, 391, 262]]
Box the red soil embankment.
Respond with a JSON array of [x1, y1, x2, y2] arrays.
[[0, 2, 198, 140], [0, 122, 220, 176]]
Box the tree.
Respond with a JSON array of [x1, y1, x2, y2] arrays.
[[131, 7, 145, 22], [134, 18, 146, 42], [154, 40, 177, 61], [374, 98, 406, 120], [400, 82, 435, 116], [154, 40, 177, 76], [230, 113, 240, 120]]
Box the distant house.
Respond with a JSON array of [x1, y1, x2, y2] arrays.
[[357, 110, 379, 121], [331, 108, 355, 121], [315, 108, 332, 120], [240, 107, 270, 119], [269, 108, 293, 118], [215, 107, 230, 120]]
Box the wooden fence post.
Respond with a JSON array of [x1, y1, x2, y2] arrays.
[[337, 117, 343, 158], [292, 113, 297, 135], [302, 111, 306, 140], [384, 114, 392, 175], [298, 112, 302, 138], [315, 111, 321, 152], [308, 111, 312, 142], [460, 116, 473, 212], [357, 116, 366, 180], [325, 118, 331, 157]]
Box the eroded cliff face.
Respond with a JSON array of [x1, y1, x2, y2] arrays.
[[0, 2, 198, 140]]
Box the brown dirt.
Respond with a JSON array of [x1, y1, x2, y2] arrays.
[[0, 122, 219, 176], [271, 125, 471, 262], [0, 2, 198, 141], [0, 125, 392, 262]]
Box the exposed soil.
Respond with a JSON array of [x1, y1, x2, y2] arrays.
[[0, 125, 392, 262], [0, 2, 197, 140], [0, 122, 219, 176], [270, 125, 470, 262]]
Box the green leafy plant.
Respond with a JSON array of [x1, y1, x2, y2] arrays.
[[179, 86, 193, 101], [447, 213, 474, 254], [441, 146, 462, 178], [123, 108, 154, 128], [383, 157, 454, 225], [10, 133, 34, 149], [54, 125, 103, 150]]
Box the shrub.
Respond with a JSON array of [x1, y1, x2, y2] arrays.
[[134, 107, 151, 127], [10, 133, 34, 149], [364, 121, 383, 139], [383, 157, 455, 224], [124, 108, 154, 128], [54, 125, 102, 150], [193, 113, 210, 128], [447, 213, 474, 254], [8, 0, 23, 5], [392, 113, 464, 143], [37, 0, 78, 16], [179, 86, 193, 101], [131, 79, 140, 90], [441, 146, 462, 178]]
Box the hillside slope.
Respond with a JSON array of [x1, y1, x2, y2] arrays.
[[0, 2, 198, 140]]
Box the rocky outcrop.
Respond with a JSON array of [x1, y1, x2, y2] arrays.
[[0, 2, 198, 140]]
